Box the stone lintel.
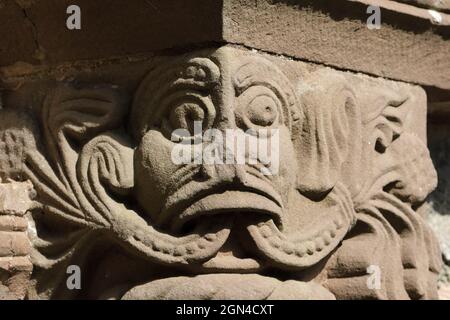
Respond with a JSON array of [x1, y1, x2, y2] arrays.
[[0, 0, 449, 90]]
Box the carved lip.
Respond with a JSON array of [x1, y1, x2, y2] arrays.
[[171, 189, 283, 233], [158, 174, 284, 232]]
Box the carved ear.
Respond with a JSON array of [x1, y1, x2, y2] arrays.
[[77, 133, 134, 222], [43, 83, 128, 148], [295, 70, 358, 197]]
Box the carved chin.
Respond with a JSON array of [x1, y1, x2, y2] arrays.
[[121, 274, 336, 300]]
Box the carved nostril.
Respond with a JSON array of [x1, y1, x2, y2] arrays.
[[198, 165, 216, 180], [234, 164, 248, 185], [214, 164, 236, 183]]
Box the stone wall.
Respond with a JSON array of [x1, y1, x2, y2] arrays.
[[0, 181, 33, 299]]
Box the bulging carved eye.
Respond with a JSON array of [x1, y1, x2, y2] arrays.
[[236, 86, 281, 131], [161, 93, 215, 142], [246, 95, 278, 127]]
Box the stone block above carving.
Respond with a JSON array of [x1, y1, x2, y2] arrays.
[[0, 0, 448, 89], [395, 0, 450, 11]]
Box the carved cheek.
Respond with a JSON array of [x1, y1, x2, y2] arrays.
[[274, 127, 298, 197], [134, 130, 181, 217]]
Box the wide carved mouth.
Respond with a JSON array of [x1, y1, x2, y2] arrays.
[[172, 189, 283, 233], [157, 175, 285, 234], [167, 186, 284, 273], [122, 179, 353, 275]]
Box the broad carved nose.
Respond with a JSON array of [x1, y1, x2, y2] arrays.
[[197, 120, 251, 183], [169, 114, 284, 232]]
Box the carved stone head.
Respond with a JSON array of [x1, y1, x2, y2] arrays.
[[123, 49, 363, 285], [0, 47, 441, 299]]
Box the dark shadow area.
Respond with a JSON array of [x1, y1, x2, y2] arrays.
[[0, 0, 225, 66]]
